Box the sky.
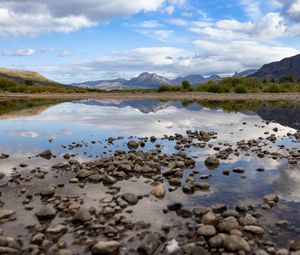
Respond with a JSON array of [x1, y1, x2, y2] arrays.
[[1, 0, 300, 84]]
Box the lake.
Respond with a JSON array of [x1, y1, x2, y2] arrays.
[[0, 99, 299, 254]]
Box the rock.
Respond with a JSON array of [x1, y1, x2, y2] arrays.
[[137, 233, 159, 255], [151, 184, 165, 198], [46, 224, 68, 235], [218, 216, 240, 232], [91, 241, 121, 254], [263, 194, 279, 203], [122, 193, 138, 205], [39, 150, 52, 159], [204, 156, 220, 169], [241, 214, 257, 226], [127, 140, 139, 150], [209, 234, 223, 248], [196, 183, 210, 190], [0, 247, 19, 254], [58, 249, 73, 255], [31, 233, 45, 244], [75, 169, 91, 179], [223, 235, 250, 252], [244, 225, 265, 235], [182, 243, 207, 255], [102, 175, 116, 185], [276, 220, 289, 228], [35, 206, 56, 220], [73, 207, 91, 222], [232, 167, 245, 174], [40, 185, 56, 197], [211, 204, 227, 213], [290, 237, 300, 251], [197, 225, 216, 236], [276, 249, 289, 255], [201, 212, 219, 226], [0, 209, 15, 220]]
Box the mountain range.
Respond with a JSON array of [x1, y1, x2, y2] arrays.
[[250, 54, 300, 81], [71, 73, 222, 90]]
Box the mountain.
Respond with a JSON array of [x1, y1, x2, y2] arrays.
[[251, 54, 300, 81], [233, 69, 257, 78], [172, 75, 205, 85], [124, 72, 171, 89], [72, 78, 127, 90], [71, 72, 221, 90], [0, 68, 57, 85]]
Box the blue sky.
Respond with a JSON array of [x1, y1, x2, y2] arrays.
[[1, 0, 300, 83]]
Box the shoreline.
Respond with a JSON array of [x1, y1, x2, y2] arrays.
[[1, 92, 300, 101]]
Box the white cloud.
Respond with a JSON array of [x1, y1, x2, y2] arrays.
[[0, 0, 165, 36], [282, 0, 300, 21], [139, 20, 163, 28], [240, 0, 262, 20], [59, 51, 73, 58], [41, 48, 55, 53], [2, 48, 36, 56]]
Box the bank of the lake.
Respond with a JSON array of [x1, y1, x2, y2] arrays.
[[1, 92, 300, 101]]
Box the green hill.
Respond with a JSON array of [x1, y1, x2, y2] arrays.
[[0, 68, 99, 93]]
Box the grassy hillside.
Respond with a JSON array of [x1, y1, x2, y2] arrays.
[[0, 68, 102, 93], [0, 68, 56, 85]]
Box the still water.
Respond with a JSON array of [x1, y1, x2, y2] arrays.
[[0, 99, 300, 250]]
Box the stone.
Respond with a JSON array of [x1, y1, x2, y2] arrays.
[[201, 212, 219, 226], [102, 175, 116, 185], [46, 224, 68, 235], [127, 140, 139, 150], [232, 167, 245, 174], [122, 193, 138, 205], [137, 233, 159, 255], [73, 207, 91, 222], [0, 209, 15, 220], [91, 241, 121, 254], [31, 233, 45, 244], [39, 150, 53, 159], [218, 216, 240, 232], [290, 237, 300, 251], [40, 185, 56, 197], [35, 206, 56, 220], [223, 235, 250, 252], [197, 225, 216, 236], [263, 194, 279, 203], [151, 184, 165, 198], [241, 214, 257, 226], [209, 234, 223, 248], [75, 169, 91, 179], [244, 225, 265, 235], [58, 249, 73, 255], [204, 156, 220, 169]]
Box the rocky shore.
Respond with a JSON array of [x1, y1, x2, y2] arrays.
[[1, 92, 300, 102], [0, 129, 300, 254]]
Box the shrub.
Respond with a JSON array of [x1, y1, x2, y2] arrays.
[[234, 84, 247, 93], [158, 85, 181, 92], [280, 76, 294, 83], [181, 80, 191, 90], [263, 83, 286, 93]]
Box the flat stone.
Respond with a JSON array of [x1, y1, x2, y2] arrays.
[[244, 225, 265, 235], [46, 224, 68, 235], [263, 194, 279, 203], [91, 241, 121, 255], [0, 209, 15, 220]]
